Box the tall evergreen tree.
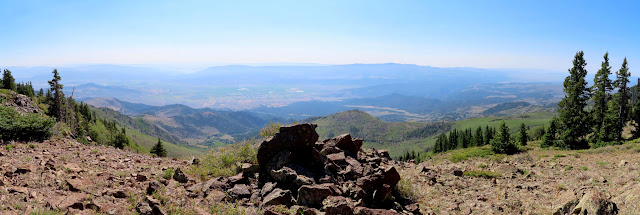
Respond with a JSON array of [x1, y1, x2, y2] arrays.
[[484, 126, 492, 146], [614, 58, 631, 140], [518, 123, 528, 146], [598, 99, 620, 142], [591, 52, 613, 134], [474, 126, 484, 146], [541, 118, 557, 148], [557, 51, 591, 149], [434, 134, 444, 153], [48, 69, 64, 121], [2, 69, 16, 91], [632, 78, 640, 138], [151, 138, 168, 157], [491, 121, 518, 154]]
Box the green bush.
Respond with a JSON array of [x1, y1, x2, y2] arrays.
[[189, 140, 258, 180], [0, 106, 55, 141]]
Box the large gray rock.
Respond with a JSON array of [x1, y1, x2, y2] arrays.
[[572, 191, 617, 215]]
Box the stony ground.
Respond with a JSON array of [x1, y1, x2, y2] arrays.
[[4, 135, 640, 214], [0, 137, 211, 215], [401, 141, 640, 214]]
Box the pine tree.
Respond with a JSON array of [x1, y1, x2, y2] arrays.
[[591, 52, 613, 135], [598, 99, 620, 142], [2, 69, 16, 91], [434, 134, 443, 153], [484, 126, 492, 146], [48, 69, 64, 121], [614, 58, 631, 140], [151, 138, 168, 157], [491, 121, 518, 154], [519, 123, 528, 146], [632, 79, 640, 138], [541, 118, 557, 148], [557, 51, 591, 149], [474, 126, 484, 146]]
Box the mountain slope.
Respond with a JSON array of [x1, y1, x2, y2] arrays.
[[303, 109, 453, 156]]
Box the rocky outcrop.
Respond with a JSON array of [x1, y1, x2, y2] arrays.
[[203, 123, 420, 214], [0, 91, 40, 115], [554, 190, 618, 215]]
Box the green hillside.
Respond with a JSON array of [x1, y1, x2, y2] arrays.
[[452, 111, 556, 133], [305, 110, 555, 157], [305, 109, 453, 157], [90, 106, 206, 158]]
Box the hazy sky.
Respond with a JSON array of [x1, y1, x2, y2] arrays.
[[1, 0, 638, 71]]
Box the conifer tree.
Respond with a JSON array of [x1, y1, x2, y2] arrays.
[[474, 126, 484, 146], [48, 69, 64, 121], [614, 58, 631, 140], [491, 121, 518, 154], [541, 118, 557, 148], [591, 52, 613, 135], [484, 126, 492, 146], [434, 134, 443, 153], [557, 51, 590, 149], [632, 78, 640, 138], [2, 69, 16, 91], [598, 99, 620, 142], [151, 138, 168, 157], [518, 123, 528, 146]]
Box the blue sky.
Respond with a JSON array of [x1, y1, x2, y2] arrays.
[[1, 0, 638, 72]]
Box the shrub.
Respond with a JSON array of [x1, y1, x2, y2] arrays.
[[0, 106, 55, 141], [189, 140, 258, 180], [260, 121, 282, 138], [162, 168, 174, 179]]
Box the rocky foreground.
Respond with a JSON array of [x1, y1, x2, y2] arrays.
[[3, 122, 640, 215]]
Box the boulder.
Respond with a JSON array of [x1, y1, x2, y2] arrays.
[[262, 188, 294, 207], [615, 184, 640, 214], [146, 181, 161, 195], [257, 124, 319, 177], [63, 163, 83, 173], [298, 183, 340, 207], [15, 164, 33, 174], [241, 163, 260, 175], [66, 178, 93, 192], [572, 191, 618, 215], [172, 168, 190, 183], [381, 167, 400, 186], [228, 184, 251, 200], [323, 196, 355, 215], [136, 201, 153, 215]]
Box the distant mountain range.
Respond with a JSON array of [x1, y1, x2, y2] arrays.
[[10, 63, 573, 110], [83, 97, 284, 148]]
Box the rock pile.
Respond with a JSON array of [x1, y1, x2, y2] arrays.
[[194, 123, 420, 214]]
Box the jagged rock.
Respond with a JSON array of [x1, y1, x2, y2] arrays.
[[228, 173, 247, 185], [257, 124, 319, 178], [261, 182, 278, 197], [242, 163, 260, 175], [8, 186, 28, 194], [66, 178, 93, 192], [136, 201, 153, 215], [376, 149, 390, 159], [136, 174, 148, 182], [327, 152, 346, 163], [572, 191, 618, 215], [145, 196, 166, 215], [172, 168, 189, 183], [382, 167, 400, 185], [453, 170, 463, 177], [15, 164, 33, 174], [615, 184, 640, 214], [323, 196, 355, 215], [228, 184, 251, 200], [109, 189, 128, 198], [47, 193, 89, 210], [63, 163, 83, 173], [373, 184, 394, 204], [298, 183, 340, 207], [146, 181, 161, 195], [262, 188, 294, 207]]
